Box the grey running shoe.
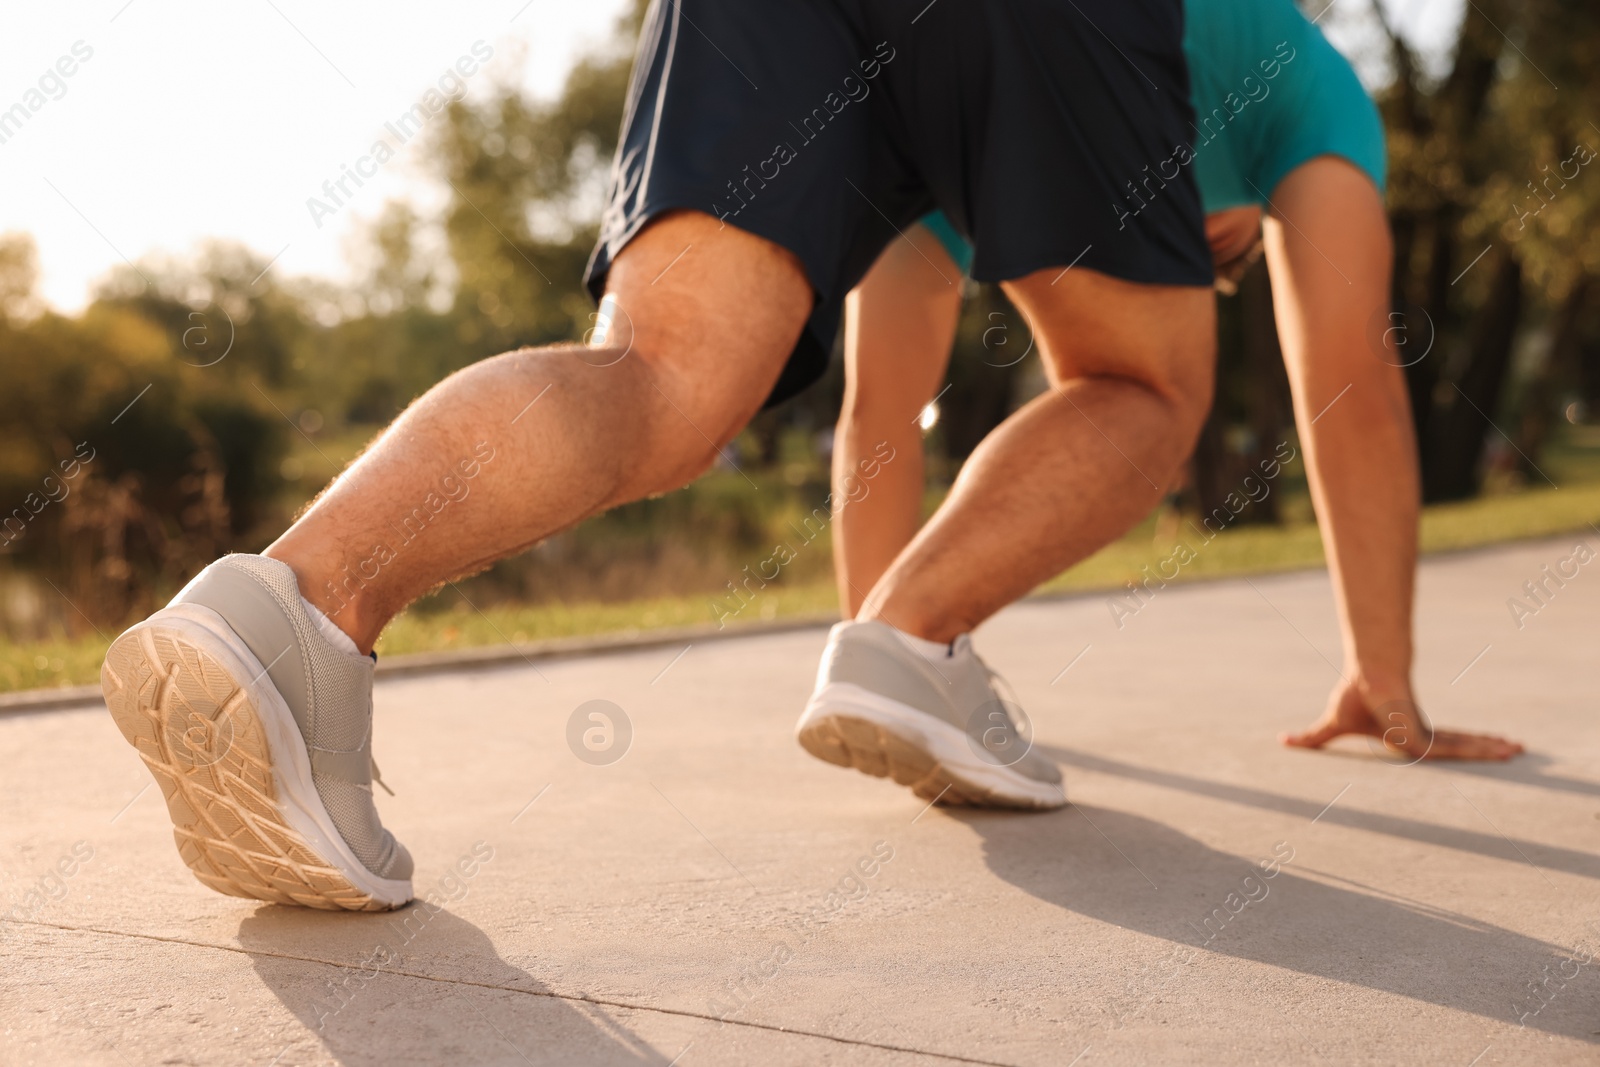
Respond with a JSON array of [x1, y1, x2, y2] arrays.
[[796, 620, 1065, 810], [101, 554, 413, 910]]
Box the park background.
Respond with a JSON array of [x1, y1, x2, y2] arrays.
[[3, 0, 1600, 692]]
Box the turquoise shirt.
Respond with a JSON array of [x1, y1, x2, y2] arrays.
[[925, 0, 1386, 273], [1184, 0, 1385, 211]]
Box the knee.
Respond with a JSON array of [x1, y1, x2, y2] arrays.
[[1137, 320, 1217, 458], [1166, 345, 1217, 441], [1055, 332, 1216, 459], [612, 363, 757, 500], [839, 389, 912, 438], [629, 437, 726, 498]]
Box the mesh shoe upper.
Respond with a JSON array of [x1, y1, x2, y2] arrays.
[[174, 554, 412, 881]]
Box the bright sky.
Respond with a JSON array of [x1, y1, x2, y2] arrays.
[[1320, 0, 1464, 88], [0, 0, 1457, 314], [0, 0, 631, 311]]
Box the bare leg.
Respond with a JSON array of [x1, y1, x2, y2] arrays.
[[860, 269, 1216, 642], [1263, 158, 1520, 760], [833, 225, 962, 617], [265, 212, 812, 652]]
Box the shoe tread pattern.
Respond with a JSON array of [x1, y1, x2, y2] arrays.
[[102, 627, 383, 911], [798, 712, 1056, 810]]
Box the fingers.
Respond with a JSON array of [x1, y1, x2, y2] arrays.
[[1280, 680, 1523, 762], [1280, 714, 1525, 762], [1420, 730, 1526, 762], [1279, 718, 1345, 750]]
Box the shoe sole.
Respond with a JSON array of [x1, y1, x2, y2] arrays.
[[796, 683, 1065, 810], [101, 605, 412, 911]]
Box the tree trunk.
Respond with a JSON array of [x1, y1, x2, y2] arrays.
[[1426, 247, 1524, 501], [1188, 261, 1289, 525], [1239, 260, 1290, 522], [1383, 0, 1510, 502], [1515, 276, 1588, 481]]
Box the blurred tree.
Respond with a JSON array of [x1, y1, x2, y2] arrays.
[[0, 232, 42, 322], [362, 200, 440, 314], [0, 238, 289, 631], [1191, 260, 1292, 524], [1489, 0, 1600, 474], [1380, 0, 1600, 498], [429, 4, 642, 355], [308, 201, 458, 425]]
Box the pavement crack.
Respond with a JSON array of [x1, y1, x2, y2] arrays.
[[3, 917, 1022, 1066]]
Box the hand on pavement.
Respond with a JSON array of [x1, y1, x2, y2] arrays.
[[1280, 680, 1524, 761]]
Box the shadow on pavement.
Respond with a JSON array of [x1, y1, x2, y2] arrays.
[[1043, 745, 1600, 882], [1445, 751, 1600, 800], [959, 802, 1599, 1043], [238, 905, 665, 1065]]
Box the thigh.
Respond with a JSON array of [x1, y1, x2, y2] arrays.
[[601, 210, 814, 444], [1002, 267, 1216, 408], [586, 0, 926, 408], [844, 223, 963, 412]]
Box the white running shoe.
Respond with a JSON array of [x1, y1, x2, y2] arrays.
[[101, 554, 413, 910], [796, 620, 1065, 810]]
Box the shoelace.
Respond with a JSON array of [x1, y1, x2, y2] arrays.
[[975, 656, 1047, 776], [371, 756, 395, 797], [979, 654, 1025, 729], [945, 637, 1025, 731], [365, 653, 394, 795]]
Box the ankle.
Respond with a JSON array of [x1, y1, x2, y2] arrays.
[[301, 595, 362, 657], [312, 593, 383, 657], [263, 545, 383, 654], [857, 602, 965, 645]]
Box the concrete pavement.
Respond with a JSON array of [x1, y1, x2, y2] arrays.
[[2, 536, 1598, 1065]]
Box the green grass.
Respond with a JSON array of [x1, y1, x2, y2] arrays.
[[0, 639, 123, 698], [7, 479, 1600, 695], [370, 585, 843, 657], [1035, 478, 1600, 596]]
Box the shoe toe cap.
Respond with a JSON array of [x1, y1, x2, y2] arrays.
[[1018, 747, 1064, 787], [377, 833, 414, 882]]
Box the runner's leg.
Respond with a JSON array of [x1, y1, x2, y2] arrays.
[[860, 270, 1216, 642], [267, 212, 811, 652], [833, 225, 962, 617]]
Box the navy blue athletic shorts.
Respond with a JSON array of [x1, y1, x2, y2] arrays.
[[585, 0, 1213, 405]]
